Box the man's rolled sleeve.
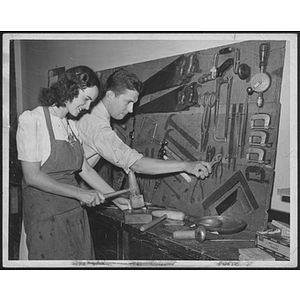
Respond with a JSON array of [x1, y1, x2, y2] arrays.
[[91, 126, 143, 174]]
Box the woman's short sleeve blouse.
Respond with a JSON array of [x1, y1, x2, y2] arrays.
[[17, 106, 81, 165]]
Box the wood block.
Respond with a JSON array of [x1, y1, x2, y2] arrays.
[[123, 209, 153, 224]]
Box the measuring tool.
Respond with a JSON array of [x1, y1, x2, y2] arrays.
[[247, 43, 271, 108]]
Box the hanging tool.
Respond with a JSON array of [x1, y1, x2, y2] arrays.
[[245, 166, 270, 184], [210, 48, 235, 79], [239, 92, 249, 158], [249, 130, 272, 147], [206, 145, 220, 179], [246, 43, 271, 108], [213, 76, 233, 142], [206, 145, 216, 164], [202, 170, 259, 211], [164, 114, 199, 149], [160, 144, 192, 183], [163, 129, 198, 161], [200, 92, 216, 152], [198, 57, 234, 84], [246, 148, 271, 165], [212, 146, 224, 183], [250, 113, 271, 129], [176, 81, 199, 111], [235, 103, 243, 160], [159, 147, 182, 183], [233, 48, 251, 80], [209, 153, 223, 168], [227, 103, 237, 170], [141, 53, 199, 96], [215, 189, 238, 215]]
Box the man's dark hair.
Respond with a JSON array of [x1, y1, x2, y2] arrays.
[[104, 68, 143, 97]]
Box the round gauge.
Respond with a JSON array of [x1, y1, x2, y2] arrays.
[[250, 73, 271, 93]]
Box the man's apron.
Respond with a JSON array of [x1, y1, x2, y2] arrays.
[[21, 107, 94, 260]]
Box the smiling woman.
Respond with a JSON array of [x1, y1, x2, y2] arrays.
[[16, 65, 131, 260]]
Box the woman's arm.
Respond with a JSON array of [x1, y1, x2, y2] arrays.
[[79, 158, 131, 210], [78, 158, 115, 193], [21, 160, 104, 206]]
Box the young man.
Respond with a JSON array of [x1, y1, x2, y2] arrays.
[[76, 69, 211, 182]]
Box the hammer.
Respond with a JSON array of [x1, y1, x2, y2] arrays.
[[140, 210, 185, 232], [128, 170, 145, 209], [173, 225, 218, 243]]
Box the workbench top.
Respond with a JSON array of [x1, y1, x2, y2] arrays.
[[92, 207, 258, 261]]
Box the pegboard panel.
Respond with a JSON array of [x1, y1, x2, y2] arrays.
[[97, 40, 286, 232]]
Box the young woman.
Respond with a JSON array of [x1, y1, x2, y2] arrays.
[[16, 66, 130, 260]]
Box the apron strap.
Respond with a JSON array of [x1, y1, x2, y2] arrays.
[[43, 106, 55, 141]]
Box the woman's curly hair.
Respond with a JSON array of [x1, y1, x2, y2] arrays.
[[38, 66, 101, 107]]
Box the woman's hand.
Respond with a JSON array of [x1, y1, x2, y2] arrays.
[[78, 189, 105, 207], [185, 161, 212, 179], [112, 197, 132, 211]]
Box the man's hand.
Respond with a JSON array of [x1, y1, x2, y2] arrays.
[[186, 161, 212, 179]]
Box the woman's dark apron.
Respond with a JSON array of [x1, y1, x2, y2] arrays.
[[22, 107, 95, 260]]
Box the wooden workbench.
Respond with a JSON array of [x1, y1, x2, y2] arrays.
[[87, 206, 260, 261]]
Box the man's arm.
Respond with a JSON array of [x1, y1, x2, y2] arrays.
[[130, 157, 211, 179]]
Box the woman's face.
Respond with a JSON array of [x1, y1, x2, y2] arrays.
[[66, 86, 99, 117]]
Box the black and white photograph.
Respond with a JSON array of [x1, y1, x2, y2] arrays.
[[2, 33, 297, 271]]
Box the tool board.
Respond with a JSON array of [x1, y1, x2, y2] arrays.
[[96, 40, 286, 232]]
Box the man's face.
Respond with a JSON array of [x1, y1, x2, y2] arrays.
[[107, 89, 139, 120]]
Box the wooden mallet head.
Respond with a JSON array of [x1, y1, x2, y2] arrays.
[[128, 170, 145, 209]]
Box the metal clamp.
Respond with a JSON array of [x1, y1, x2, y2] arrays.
[[249, 130, 272, 147], [246, 147, 271, 165], [250, 113, 271, 129]]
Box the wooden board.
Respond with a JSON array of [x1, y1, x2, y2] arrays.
[[97, 40, 286, 232]]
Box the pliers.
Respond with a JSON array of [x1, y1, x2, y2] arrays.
[[212, 146, 224, 183]]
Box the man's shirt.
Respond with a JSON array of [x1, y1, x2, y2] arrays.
[[76, 101, 143, 173]]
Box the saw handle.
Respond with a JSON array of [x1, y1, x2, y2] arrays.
[[140, 214, 168, 232]]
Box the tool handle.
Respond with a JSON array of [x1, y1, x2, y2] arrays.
[[173, 230, 196, 239], [152, 210, 185, 220], [219, 47, 235, 55], [103, 189, 130, 200], [259, 43, 270, 71], [140, 214, 167, 232], [216, 58, 234, 77]]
